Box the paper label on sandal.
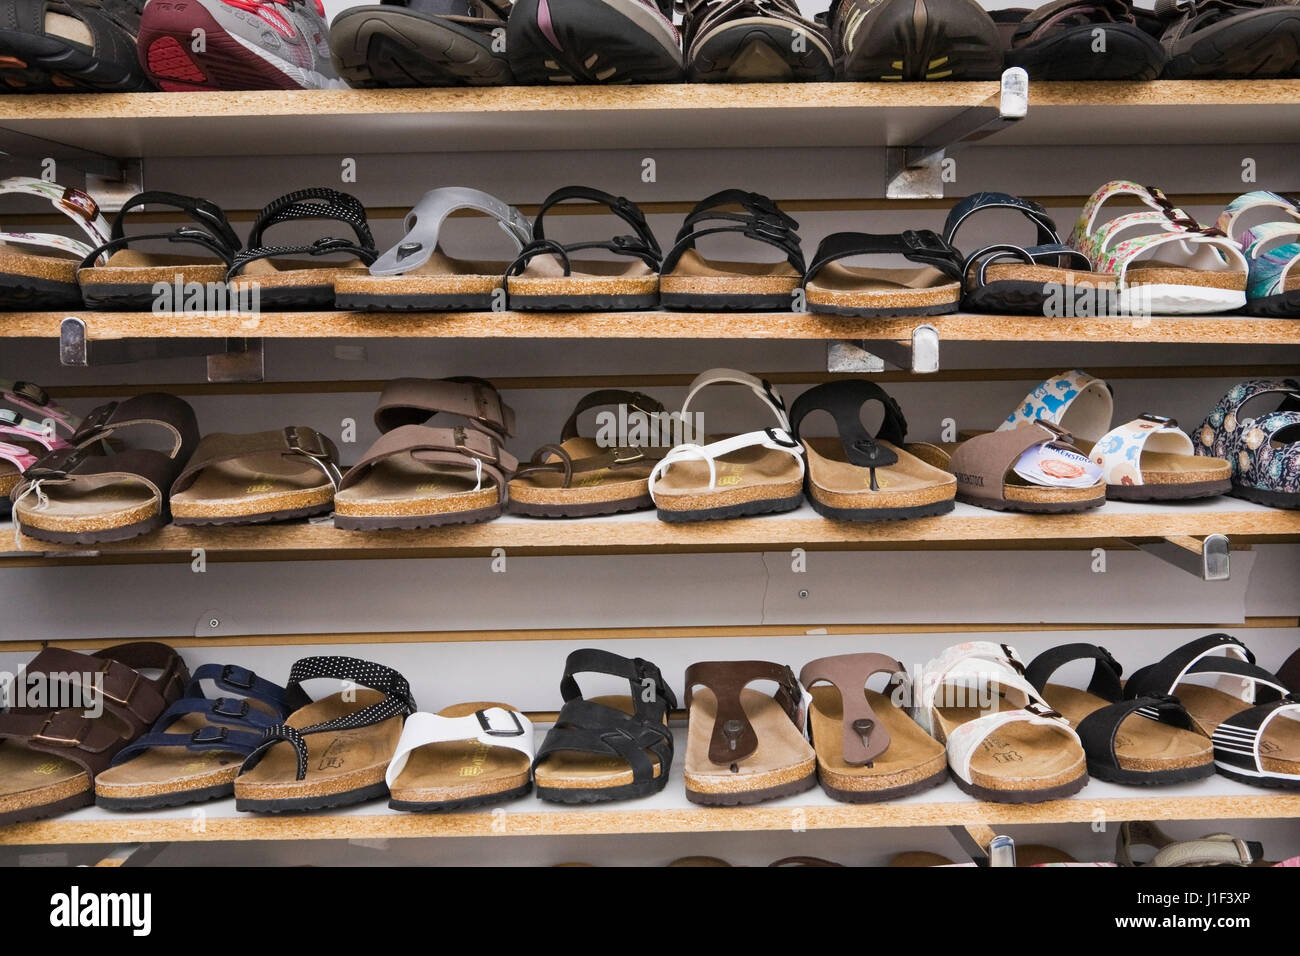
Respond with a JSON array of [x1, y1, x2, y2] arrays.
[[1013, 445, 1102, 488], [795, 680, 813, 741]]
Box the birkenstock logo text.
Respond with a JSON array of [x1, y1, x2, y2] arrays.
[[49, 887, 151, 937], [594, 406, 704, 450], [152, 275, 261, 315], [0, 669, 104, 718]]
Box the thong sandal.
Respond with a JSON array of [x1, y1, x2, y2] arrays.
[[649, 368, 805, 523], [95, 663, 303, 810], [789, 380, 956, 521], [169, 426, 343, 526], [386, 703, 533, 811], [1215, 191, 1300, 318], [0, 176, 111, 310], [1195, 378, 1300, 509], [802, 229, 965, 316], [683, 659, 816, 806], [658, 190, 805, 312], [505, 187, 662, 311], [994, 0, 1167, 79], [335, 187, 533, 311], [13, 392, 200, 544], [532, 649, 677, 804], [1026, 643, 1214, 785], [1125, 634, 1300, 790], [509, 389, 671, 517], [0, 641, 188, 826], [913, 641, 1088, 803], [234, 656, 415, 812], [334, 376, 517, 530], [0, 379, 81, 510], [800, 653, 948, 802]]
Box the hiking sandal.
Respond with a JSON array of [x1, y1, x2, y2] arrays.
[[334, 377, 518, 530], [169, 426, 342, 526], [1195, 378, 1300, 509], [226, 187, 379, 309], [0, 0, 152, 92], [234, 656, 415, 812], [504, 187, 662, 311], [1155, 0, 1300, 79], [13, 392, 200, 544], [1116, 820, 1264, 867], [1125, 634, 1300, 790], [658, 189, 806, 312], [803, 230, 964, 316], [1069, 180, 1247, 314], [506, 0, 683, 84], [649, 368, 805, 523], [683, 659, 816, 805], [0, 379, 81, 510], [942, 191, 1101, 315], [95, 663, 304, 810], [1215, 190, 1300, 317], [828, 0, 1003, 79], [386, 703, 533, 811], [913, 641, 1088, 803], [0, 642, 188, 826], [799, 653, 948, 803], [681, 0, 833, 81], [0, 176, 111, 310], [789, 380, 956, 522], [532, 649, 677, 804], [508, 389, 671, 517], [336, 187, 532, 311], [76, 191, 243, 310], [1025, 643, 1214, 785], [994, 0, 1167, 79]]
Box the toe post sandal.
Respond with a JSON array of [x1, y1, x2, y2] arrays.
[[0, 379, 80, 512], [0, 642, 188, 826], [649, 368, 805, 522], [803, 229, 965, 317], [386, 703, 533, 812], [234, 656, 416, 812], [1216, 191, 1300, 318], [800, 653, 948, 803], [1196, 378, 1300, 509], [789, 380, 956, 521], [532, 649, 677, 804], [1026, 643, 1214, 785], [0, 176, 112, 310], [914, 641, 1089, 803]]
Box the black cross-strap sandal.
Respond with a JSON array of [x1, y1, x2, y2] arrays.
[[802, 229, 965, 317]]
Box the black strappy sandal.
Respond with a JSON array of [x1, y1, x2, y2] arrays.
[[802, 230, 965, 317]]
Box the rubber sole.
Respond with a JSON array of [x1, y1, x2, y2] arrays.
[[173, 502, 333, 526], [687, 19, 834, 82], [329, 6, 511, 88], [507, 0, 683, 85], [333, 504, 503, 530], [956, 491, 1105, 514], [1163, 9, 1300, 79], [1245, 288, 1300, 318], [807, 299, 959, 317], [1105, 478, 1232, 502], [952, 769, 1089, 804], [1086, 757, 1215, 786], [1005, 23, 1166, 81], [0, 273, 84, 311], [16, 513, 165, 544], [818, 765, 949, 804], [1216, 763, 1300, 790], [236, 780, 390, 813], [389, 780, 532, 812], [335, 291, 497, 311], [506, 494, 652, 517], [659, 290, 800, 312], [535, 771, 670, 804], [253, 285, 338, 310], [0, 789, 93, 827], [507, 292, 659, 312], [1230, 484, 1300, 510], [838, 0, 1002, 81], [656, 491, 804, 523], [807, 490, 955, 522], [685, 772, 817, 806], [0, 21, 151, 93], [96, 781, 234, 811]]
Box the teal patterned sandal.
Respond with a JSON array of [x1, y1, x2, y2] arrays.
[[1216, 191, 1300, 318], [1196, 379, 1300, 510]]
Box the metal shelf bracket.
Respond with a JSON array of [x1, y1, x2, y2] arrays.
[[59, 317, 265, 383], [827, 324, 940, 374], [1129, 533, 1231, 581], [0, 126, 141, 212]]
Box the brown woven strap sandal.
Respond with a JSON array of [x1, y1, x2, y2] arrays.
[[0, 642, 189, 826], [799, 653, 948, 803], [334, 376, 518, 530], [683, 659, 816, 806], [169, 426, 342, 526], [509, 389, 671, 517]]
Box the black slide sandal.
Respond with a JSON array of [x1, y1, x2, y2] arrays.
[[994, 0, 1167, 80]]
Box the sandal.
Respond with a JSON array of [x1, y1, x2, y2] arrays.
[[788, 380, 956, 522], [802, 229, 964, 316], [1195, 378, 1300, 509], [334, 376, 518, 530], [76, 191, 243, 311], [1116, 820, 1265, 867], [1025, 643, 1214, 785], [13, 392, 200, 544], [508, 389, 671, 517], [169, 426, 342, 526], [913, 641, 1088, 803], [827, 0, 1003, 79], [681, 0, 833, 81], [1215, 190, 1300, 318], [386, 703, 533, 811], [505, 187, 662, 311], [649, 368, 805, 523], [1124, 634, 1300, 790], [1069, 180, 1247, 314], [0, 641, 188, 826], [0, 379, 80, 509], [336, 187, 532, 311], [800, 653, 948, 802], [0, 0, 152, 92], [95, 663, 303, 810], [994, 0, 1167, 79], [532, 649, 677, 803], [226, 188, 379, 309], [0, 176, 111, 310], [234, 656, 415, 812], [658, 189, 805, 312], [683, 659, 816, 805], [1154, 0, 1300, 78]]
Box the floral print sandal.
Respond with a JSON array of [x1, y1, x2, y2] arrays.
[[1215, 190, 1300, 318], [1196, 379, 1300, 509]]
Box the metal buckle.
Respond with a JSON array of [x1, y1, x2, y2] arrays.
[[1024, 701, 1063, 720], [0, 409, 18, 426], [73, 401, 118, 439], [611, 234, 648, 253], [11, 381, 49, 406], [476, 708, 524, 738], [211, 697, 250, 719], [284, 425, 328, 459], [1138, 412, 1177, 428], [220, 664, 256, 689], [33, 712, 87, 748], [454, 426, 499, 465], [191, 726, 229, 745], [470, 384, 506, 432], [747, 213, 792, 243], [610, 447, 644, 465], [98, 658, 140, 706], [764, 427, 800, 449], [57, 187, 99, 223]]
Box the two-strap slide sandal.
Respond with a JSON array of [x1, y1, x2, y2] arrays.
[[1196, 378, 1300, 509], [994, 0, 1167, 79], [789, 380, 956, 521], [1215, 191, 1300, 317], [234, 656, 416, 812], [532, 649, 677, 803], [803, 229, 965, 316], [335, 187, 533, 311], [386, 703, 533, 811], [0, 379, 80, 510], [0, 176, 111, 309], [1026, 643, 1214, 785]]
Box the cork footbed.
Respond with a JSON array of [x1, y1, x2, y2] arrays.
[[79, 251, 229, 286], [659, 249, 801, 295], [1041, 684, 1212, 773], [0, 742, 91, 820], [807, 685, 947, 798], [1070, 437, 1231, 486], [802, 436, 956, 511], [908, 440, 1106, 508], [235, 259, 370, 289], [532, 696, 664, 790], [234, 689, 404, 802], [684, 687, 816, 798], [333, 455, 500, 521], [1124, 262, 1246, 292], [387, 701, 531, 806], [334, 252, 510, 296], [653, 435, 804, 513], [509, 437, 654, 508], [978, 262, 1111, 290], [1173, 685, 1300, 777], [0, 246, 79, 283], [508, 255, 658, 298], [171, 452, 334, 522], [0, 467, 17, 498], [805, 263, 961, 310], [15, 477, 159, 534]]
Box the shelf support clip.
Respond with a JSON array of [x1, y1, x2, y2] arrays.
[[827, 324, 939, 374], [59, 317, 265, 383], [1128, 533, 1231, 582]]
